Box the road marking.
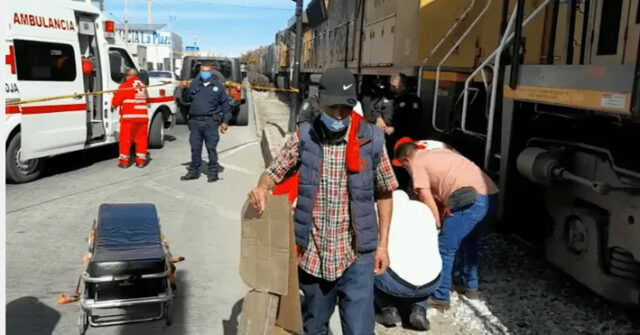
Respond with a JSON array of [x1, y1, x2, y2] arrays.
[[141, 180, 238, 221], [219, 162, 262, 175], [219, 140, 260, 158]]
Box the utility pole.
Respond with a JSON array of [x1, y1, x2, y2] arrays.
[[123, 0, 129, 46], [288, 0, 304, 133], [143, 0, 156, 25], [168, 15, 177, 74], [99, 0, 104, 11]]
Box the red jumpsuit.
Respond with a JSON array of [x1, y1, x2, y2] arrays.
[[111, 76, 149, 166]]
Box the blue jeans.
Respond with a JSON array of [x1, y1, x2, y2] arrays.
[[432, 194, 498, 302], [374, 270, 441, 309], [188, 117, 220, 176], [298, 252, 375, 335]]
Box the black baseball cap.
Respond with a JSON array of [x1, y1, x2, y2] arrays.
[[319, 68, 358, 107]]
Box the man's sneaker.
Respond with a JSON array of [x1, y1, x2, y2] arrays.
[[378, 306, 401, 327], [207, 175, 219, 183], [409, 305, 430, 331], [427, 297, 451, 311], [136, 160, 149, 168], [451, 284, 479, 299], [180, 171, 200, 181], [118, 162, 132, 169]]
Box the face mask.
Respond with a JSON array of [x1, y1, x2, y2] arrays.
[[320, 112, 350, 132], [200, 71, 212, 81]]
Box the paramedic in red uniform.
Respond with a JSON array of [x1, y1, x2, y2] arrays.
[[112, 68, 150, 168]]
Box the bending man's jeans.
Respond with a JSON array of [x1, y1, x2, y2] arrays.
[[298, 252, 375, 335], [374, 270, 442, 309], [432, 193, 498, 302], [188, 116, 220, 176]]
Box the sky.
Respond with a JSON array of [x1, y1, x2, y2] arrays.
[[99, 0, 296, 56]]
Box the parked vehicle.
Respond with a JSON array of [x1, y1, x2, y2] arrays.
[[4, 0, 177, 183], [175, 56, 247, 125]]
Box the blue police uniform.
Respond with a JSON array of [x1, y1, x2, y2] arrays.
[[181, 76, 232, 177]]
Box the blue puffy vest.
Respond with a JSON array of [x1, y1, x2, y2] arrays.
[[294, 119, 384, 253]]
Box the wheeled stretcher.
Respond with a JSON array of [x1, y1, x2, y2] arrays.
[[77, 203, 179, 334]]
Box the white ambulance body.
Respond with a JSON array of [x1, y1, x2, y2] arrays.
[[4, 0, 177, 183]]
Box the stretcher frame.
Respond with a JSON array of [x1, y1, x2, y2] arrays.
[[77, 219, 175, 334]]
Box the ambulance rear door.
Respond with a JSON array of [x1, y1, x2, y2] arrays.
[[10, 4, 88, 159]]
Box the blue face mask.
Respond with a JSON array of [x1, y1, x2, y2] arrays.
[[320, 112, 349, 132], [200, 71, 212, 81]]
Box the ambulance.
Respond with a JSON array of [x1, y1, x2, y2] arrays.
[[4, 0, 177, 183]]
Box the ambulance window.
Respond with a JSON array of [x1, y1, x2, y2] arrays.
[[109, 48, 136, 83], [13, 40, 76, 81]]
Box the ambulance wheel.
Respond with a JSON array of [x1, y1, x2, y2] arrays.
[[6, 132, 45, 184], [149, 113, 165, 149], [78, 309, 89, 335], [164, 300, 173, 326]]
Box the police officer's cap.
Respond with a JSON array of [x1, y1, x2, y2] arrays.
[[319, 68, 357, 108]]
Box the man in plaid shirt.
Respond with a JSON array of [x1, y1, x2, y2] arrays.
[[249, 68, 398, 335]]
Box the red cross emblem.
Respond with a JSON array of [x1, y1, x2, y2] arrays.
[[5, 45, 16, 75]]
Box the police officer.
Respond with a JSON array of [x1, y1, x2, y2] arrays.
[[179, 62, 232, 182], [387, 73, 422, 141], [296, 93, 321, 124], [361, 78, 394, 127]]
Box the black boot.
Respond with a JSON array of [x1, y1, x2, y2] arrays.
[[180, 171, 200, 181], [409, 304, 430, 331], [379, 306, 401, 327], [207, 175, 219, 183]]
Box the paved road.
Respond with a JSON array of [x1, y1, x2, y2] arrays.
[[6, 103, 262, 335]]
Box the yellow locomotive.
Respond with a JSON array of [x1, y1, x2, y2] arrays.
[[261, 0, 640, 306]]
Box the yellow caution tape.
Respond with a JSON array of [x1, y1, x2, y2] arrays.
[[6, 80, 299, 106]]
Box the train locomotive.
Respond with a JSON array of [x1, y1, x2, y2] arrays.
[[260, 0, 640, 306]]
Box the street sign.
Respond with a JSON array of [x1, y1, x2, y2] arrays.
[[185, 46, 199, 52]]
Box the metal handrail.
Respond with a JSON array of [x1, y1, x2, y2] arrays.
[[82, 269, 169, 283], [459, 0, 552, 168], [430, 0, 494, 133], [417, 0, 477, 97]]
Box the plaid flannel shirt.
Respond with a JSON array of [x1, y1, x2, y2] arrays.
[[266, 131, 398, 281]]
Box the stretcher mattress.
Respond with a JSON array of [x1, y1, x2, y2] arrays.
[[88, 203, 165, 277]]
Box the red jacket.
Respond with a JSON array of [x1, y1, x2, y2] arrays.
[[112, 76, 149, 121]]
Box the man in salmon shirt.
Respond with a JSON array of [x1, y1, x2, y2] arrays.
[[393, 138, 498, 310]]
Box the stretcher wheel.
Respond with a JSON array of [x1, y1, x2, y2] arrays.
[[78, 309, 89, 335], [164, 300, 173, 326]]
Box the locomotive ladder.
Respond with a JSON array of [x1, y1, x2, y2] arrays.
[[427, 0, 552, 170], [461, 0, 552, 170]]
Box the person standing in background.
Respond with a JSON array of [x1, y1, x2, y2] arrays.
[[179, 62, 232, 182], [111, 68, 150, 168]]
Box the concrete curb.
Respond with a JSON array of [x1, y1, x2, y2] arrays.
[[251, 90, 290, 168]]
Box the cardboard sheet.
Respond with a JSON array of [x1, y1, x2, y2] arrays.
[[275, 212, 303, 334], [240, 196, 291, 295], [239, 195, 303, 335], [238, 290, 279, 335]]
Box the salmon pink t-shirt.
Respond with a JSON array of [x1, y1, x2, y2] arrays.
[[408, 149, 498, 205]]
